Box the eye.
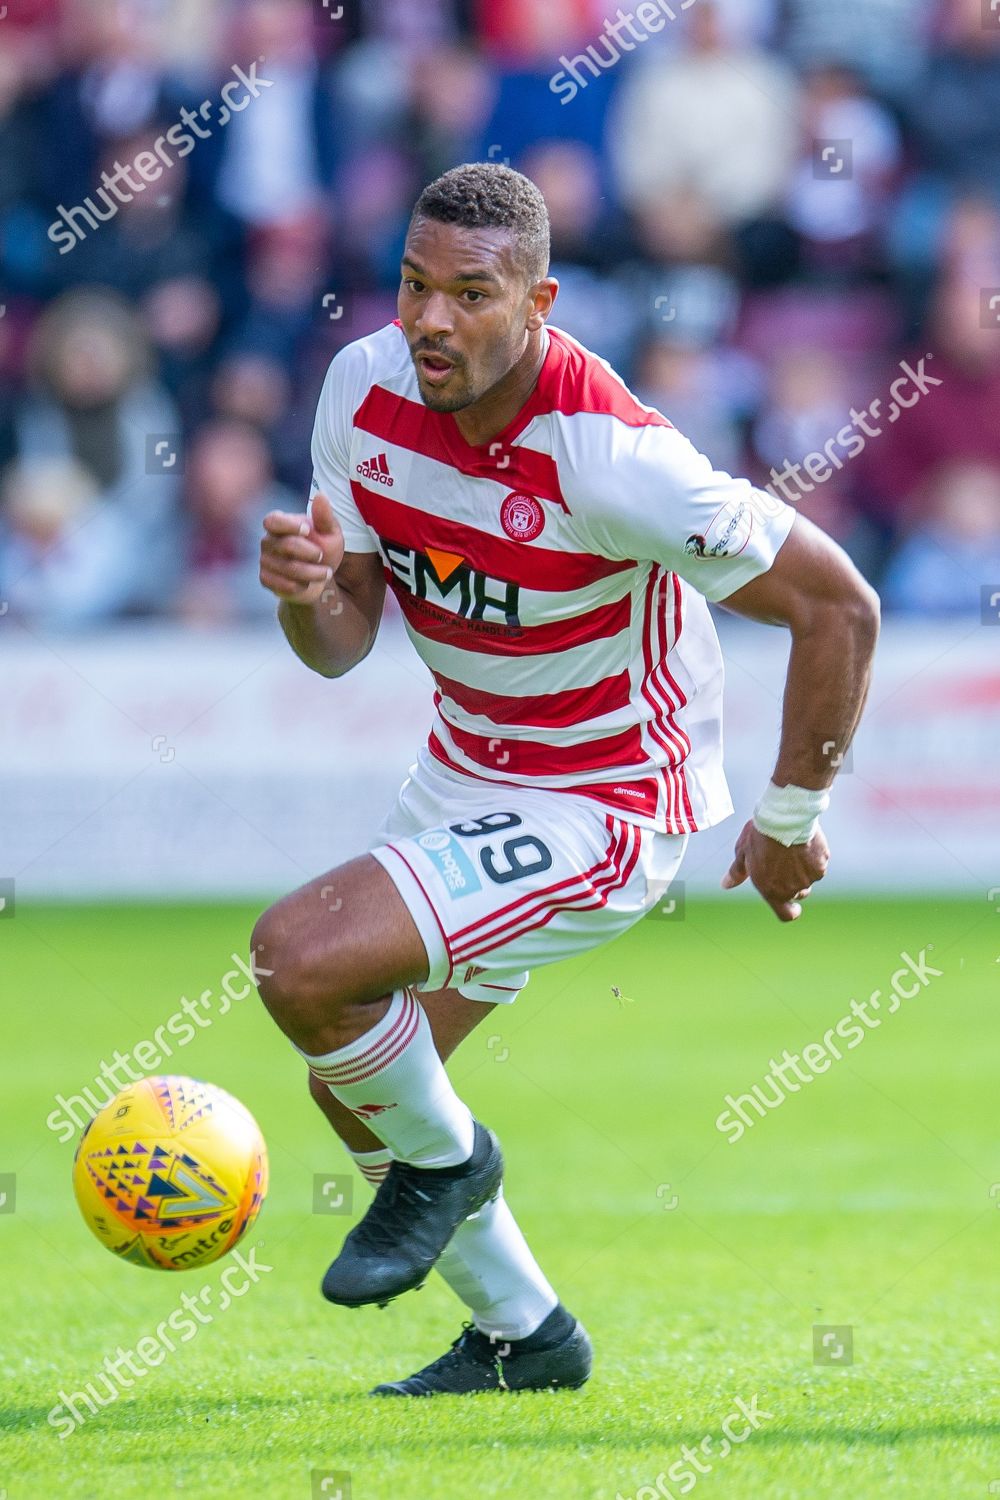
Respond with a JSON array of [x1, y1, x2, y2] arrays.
[[462, 289, 486, 303], [403, 278, 425, 294]]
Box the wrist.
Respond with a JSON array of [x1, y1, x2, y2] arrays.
[[752, 781, 830, 847]]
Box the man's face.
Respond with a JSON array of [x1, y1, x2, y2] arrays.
[[398, 218, 542, 413]]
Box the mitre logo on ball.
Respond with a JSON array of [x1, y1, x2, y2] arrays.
[[499, 492, 545, 542]]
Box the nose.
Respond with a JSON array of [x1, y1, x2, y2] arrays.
[[415, 291, 454, 343]]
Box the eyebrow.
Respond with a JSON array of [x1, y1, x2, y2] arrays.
[[402, 257, 503, 286]]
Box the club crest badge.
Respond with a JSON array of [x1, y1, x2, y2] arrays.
[[500, 492, 545, 542]]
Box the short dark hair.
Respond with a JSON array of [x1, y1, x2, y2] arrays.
[[410, 162, 550, 284]]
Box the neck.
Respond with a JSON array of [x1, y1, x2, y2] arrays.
[[451, 327, 549, 447]]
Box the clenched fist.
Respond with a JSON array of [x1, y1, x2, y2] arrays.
[[721, 820, 830, 922], [260, 493, 346, 605]]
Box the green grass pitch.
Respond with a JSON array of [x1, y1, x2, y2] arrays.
[[2, 895, 997, 1498]]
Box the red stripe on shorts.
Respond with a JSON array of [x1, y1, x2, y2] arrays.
[[451, 818, 638, 963], [450, 813, 622, 949], [453, 820, 642, 964]]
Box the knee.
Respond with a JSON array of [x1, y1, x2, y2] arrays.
[[250, 900, 338, 1036]]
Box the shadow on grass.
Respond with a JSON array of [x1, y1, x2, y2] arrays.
[[7, 1394, 1000, 1452]]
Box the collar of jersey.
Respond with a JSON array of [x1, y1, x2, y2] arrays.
[[441, 326, 557, 457]]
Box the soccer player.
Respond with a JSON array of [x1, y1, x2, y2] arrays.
[[253, 164, 879, 1396]]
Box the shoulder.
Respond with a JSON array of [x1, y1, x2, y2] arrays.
[[539, 326, 672, 433], [539, 327, 701, 500], [319, 322, 411, 418]]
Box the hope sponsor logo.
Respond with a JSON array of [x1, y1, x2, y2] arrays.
[[684, 498, 752, 561], [499, 492, 545, 542], [416, 829, 482, 899]]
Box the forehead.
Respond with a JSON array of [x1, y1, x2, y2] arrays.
[[403, 218, 523, 285]]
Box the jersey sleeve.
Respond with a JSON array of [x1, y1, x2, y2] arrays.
[[310, 345, 380, 554], [572, 421, 795, 601]]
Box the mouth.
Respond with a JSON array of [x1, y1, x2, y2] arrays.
[[415, 351, 459, 386]]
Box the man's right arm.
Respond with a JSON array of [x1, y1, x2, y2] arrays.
[[260, 492, 386, 678]]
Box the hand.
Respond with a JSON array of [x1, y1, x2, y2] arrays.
[[721, 820, 829, 922], [260, 493, 346, 605]]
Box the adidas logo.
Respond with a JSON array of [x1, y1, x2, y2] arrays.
[[356, 452, 394, 486]]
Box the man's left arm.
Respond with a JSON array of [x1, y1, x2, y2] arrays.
[[718, 514, 880, 922]]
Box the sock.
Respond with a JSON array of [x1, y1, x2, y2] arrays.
[[445, 1194, 561, 1341], [351, 1148, 393, 1191], [512, 1301, 575, 1350], [301, 989, 474, 1167], [346, 1145, 560, 1342]]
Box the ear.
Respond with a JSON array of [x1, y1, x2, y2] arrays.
[[526, 277, 558, 332]]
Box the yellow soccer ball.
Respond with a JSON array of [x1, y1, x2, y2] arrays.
[[72, 1076, 268, 1271]]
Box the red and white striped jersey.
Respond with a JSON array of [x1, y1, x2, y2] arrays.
[[311, 322, 794, 835]]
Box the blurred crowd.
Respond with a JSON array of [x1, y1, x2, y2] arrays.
[[2, 0, 1000, 627]]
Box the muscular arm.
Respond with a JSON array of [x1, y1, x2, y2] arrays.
[[717, 514, 880, 919], [260, 493, 386, 679], [278, 550, 386, 679], [722, 513, 880, 788]]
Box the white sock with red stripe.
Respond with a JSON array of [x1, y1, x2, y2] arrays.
[[301, 989, 475, 1168], [345, 1145, 558, 1340], [351, 1148, 393, 1191]]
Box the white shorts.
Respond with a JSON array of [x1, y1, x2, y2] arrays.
[[369, 748, 687, 1004]]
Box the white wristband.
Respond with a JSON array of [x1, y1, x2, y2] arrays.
[[752, 781, 830, 847]]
